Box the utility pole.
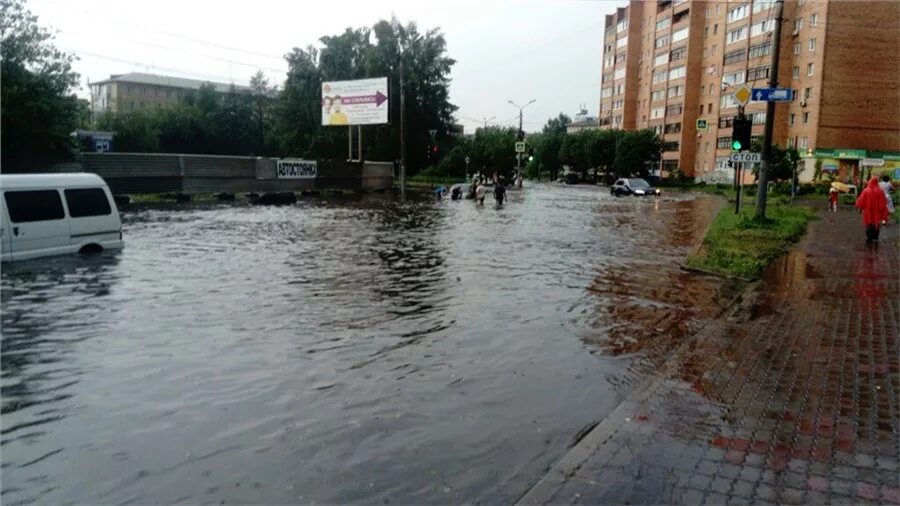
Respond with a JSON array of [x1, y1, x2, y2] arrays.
[[482, 116, 496, 129], [756, 0, 785, 220], [399, 51, 407, 200], [508, 99, 535, 185]]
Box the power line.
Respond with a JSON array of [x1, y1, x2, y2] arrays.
[[65, 48, 253, 87], [121, 39, 288, 75], [35, 0, 287, 62]]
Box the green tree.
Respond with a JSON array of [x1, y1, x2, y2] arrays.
[[277, 17, 457, 169], [614, 129, 662, 182], [95, 109, 160, 152], [1, 0, 83, 170], [750, 139, 800, 182]]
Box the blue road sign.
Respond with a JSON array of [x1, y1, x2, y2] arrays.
[[751, 88, 793, 102]]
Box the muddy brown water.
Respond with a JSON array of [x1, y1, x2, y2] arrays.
[[1, 184, 738, 504]]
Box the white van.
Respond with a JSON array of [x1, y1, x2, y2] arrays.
[[1, 173, 123, 262]]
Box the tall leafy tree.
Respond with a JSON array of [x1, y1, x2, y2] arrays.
[[1, 0, 82, 170], [277, 17, 457, 171]]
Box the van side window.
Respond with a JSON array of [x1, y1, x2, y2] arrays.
[[4, 190, 65, 223], [64, 188, 111, 217]]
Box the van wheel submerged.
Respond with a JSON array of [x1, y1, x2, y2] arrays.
[[78, 244, 104, 255]]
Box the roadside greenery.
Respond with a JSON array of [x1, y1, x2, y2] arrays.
[[686, 205, 815, 279], [1, 0, 88, 170]]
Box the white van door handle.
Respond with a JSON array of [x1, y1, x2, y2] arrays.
[[13, 226, 19, 236]]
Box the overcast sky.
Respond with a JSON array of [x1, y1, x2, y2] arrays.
[[29, 0, 625, 133]]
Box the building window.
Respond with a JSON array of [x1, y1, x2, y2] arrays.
[[654, 53, 668, 66], [708, 103, 713, 113], [728, 26, 748, 44], [807, 63, 814, 76], [810, 13, 818, 26], [792, 66, 800, 78], [669, 65, 686, 79], [751, 112, 766, 124], [713, 24, 718, 35], [720, 93, 738, 109], [700, 104, 705, 115], [747, 66, 769, 81], [663, 141, 680, 152], [711, 45, 717, 55], [724, 49, 746, 65], [655, 35, 670, 48], [651, 89, 665, 101], [613, 99, 624, 109], [798, 136, 808, 149], [657, 17, 671, 30], [790, 113, 795, 125], [652, 69, 667, 83], [752, 0, 772, 13], [651, 106, 665, 119], [803, 112, 809, 124], [751, 19, 775, 36], [601, 87, 613, 98], [651, 124, 664, 135], [748, 42, 772, 59], [613, 115, 623, 126], [794, 43, 801, 55], [794, 18, 803, 33], [809, 38, 816, 52], [615, 52, 627, 64], [666, 103, 683, 116], [715, 156, 730, 169], [719, 115, 735, 128], [614, 67, 626, 79], [670, 46, 686, 61], [727, 5, 749, 22], [723, 70, 745, 86], [617, 36, 629, 48], [704, 26, 709, 39], [804, 87, 812, 100], [664, 122, 682, 134], [617, 18, 628, 33], [717, 137, 732, 149], [672, 27, 689, 42]]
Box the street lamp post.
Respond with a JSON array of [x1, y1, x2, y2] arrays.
[[398, 35, 421, 201], [508, 99, 536, 187]]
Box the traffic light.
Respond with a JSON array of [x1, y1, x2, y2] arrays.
[[731, 115, 752, 151]]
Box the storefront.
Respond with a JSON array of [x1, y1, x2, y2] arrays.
[[800, 148, 900, 183]]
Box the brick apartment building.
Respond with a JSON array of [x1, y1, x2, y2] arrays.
[[89, 72, 250, 121], [599, 0, 900, 181]]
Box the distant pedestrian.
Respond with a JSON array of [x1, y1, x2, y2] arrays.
[[435, 185, 447, 201], [879, 175, 895, 218], [494, 182, 506, 206], [475, 181, 486, 205], [828, 187, 839, 212], [855, 177, 890, 243]]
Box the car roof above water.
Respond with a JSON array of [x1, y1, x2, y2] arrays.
[[0, 173, 108, 190]]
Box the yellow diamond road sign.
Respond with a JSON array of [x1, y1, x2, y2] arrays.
[[734, 85, 752, 106]]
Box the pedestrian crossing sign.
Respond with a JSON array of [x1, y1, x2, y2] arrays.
[[696, 119, 709, 132]]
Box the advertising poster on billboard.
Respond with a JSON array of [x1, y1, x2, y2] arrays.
[[276, 159, 317, 179], [321, 77, 389, 126]]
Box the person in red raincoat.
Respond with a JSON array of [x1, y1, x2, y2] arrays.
[[855, 176, 890, 243]]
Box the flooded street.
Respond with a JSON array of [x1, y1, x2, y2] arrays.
[[2, 184, 738, 505]]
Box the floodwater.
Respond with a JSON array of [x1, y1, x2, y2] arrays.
[[1, 184, 739, 505]]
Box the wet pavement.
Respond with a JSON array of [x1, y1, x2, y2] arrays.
[[0, 184, 736, 505], [519, 207, 900, 505]]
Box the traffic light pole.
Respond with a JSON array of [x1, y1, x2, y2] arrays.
[[756, 0, 785, 220]]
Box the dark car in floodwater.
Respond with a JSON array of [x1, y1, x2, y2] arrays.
[[610, 178, 660, 197]]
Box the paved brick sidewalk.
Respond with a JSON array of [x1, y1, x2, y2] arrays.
[[519, 209, 899, 505]]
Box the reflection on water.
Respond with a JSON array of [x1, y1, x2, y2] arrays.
[[1, 185, 729, 505]]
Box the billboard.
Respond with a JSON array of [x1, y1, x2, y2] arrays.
[[321, 77, 389, 126], [277, 159, 317, 179]]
